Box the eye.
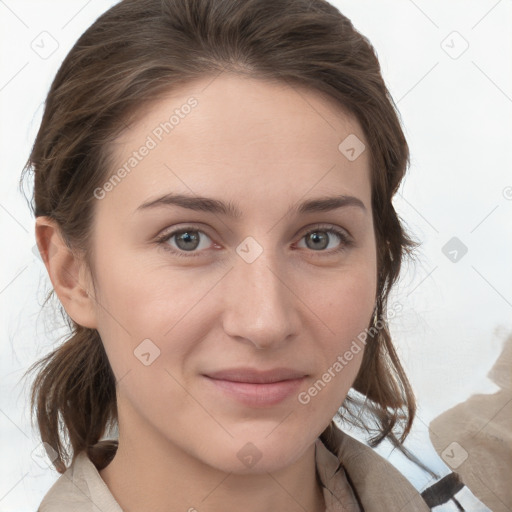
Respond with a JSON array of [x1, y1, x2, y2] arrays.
[[155, 223, 353, 259], [295, 224, 353, 255], [155, 227, 215, 258]]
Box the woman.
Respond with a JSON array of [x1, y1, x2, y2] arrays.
[[23, 0, 430, 509]]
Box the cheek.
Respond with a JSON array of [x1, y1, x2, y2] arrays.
[[90, 248, 224, 389], [306, 261, 377, 343], [297, 264, 376, 405], [90, 263, 201, 424]]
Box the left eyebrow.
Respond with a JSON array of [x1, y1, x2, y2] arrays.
[[135, 193, 367, 217], [295, 195, 367, 215]]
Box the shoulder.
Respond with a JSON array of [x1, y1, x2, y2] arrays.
[[323, 427, 431, 511], [38, 452, 123, 512]]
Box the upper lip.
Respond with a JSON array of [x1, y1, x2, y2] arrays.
[[204, 367, 307, 384]]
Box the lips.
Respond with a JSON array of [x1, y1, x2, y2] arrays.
[[203, 367, 307, 383], [202, 367, 308, 407]]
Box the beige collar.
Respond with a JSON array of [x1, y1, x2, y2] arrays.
[[315, 437, 362, 511], [316, 428, 430, 511]]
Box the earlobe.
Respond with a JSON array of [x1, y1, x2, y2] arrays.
[[35, 216, 98, 329]]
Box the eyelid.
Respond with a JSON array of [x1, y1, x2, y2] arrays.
[[298, 222, 352, 240]]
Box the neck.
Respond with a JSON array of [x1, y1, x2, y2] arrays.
[[100, 432, 326, 512]]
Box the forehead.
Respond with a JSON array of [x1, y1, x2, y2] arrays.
[[100, 73, 371, 218]]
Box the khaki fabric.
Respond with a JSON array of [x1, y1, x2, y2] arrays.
[[429, 336, 512, 512], [39, 430, 429, 511], [324, 427, 430, 511]]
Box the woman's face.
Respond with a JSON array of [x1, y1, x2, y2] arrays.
[[87, 73, 377, 473]]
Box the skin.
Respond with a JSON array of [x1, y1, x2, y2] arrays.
[[36, 73, 377, 512]]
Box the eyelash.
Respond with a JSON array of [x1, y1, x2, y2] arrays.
[[155, 224, 354, 259]]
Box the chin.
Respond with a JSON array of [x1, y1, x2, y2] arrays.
[[197, 432, 310, 475]]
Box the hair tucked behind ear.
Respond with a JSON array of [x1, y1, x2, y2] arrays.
[[22, 0, 422, 473]]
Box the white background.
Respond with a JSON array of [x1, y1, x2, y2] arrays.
[[1, 1, 511, 510]]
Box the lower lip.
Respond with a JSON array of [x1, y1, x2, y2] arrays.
[[203, 376, 306, 407]]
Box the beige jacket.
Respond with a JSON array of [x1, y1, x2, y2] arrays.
[[429, 335, 512, 511], [39, 431, 430, 511]]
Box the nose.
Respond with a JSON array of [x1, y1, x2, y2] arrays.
[[221, 246, 300, 350]]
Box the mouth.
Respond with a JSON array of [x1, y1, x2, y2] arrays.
[[204, 367, 307, 383], [202, 367, 308, 407]]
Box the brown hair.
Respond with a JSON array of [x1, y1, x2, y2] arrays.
[[21, 0, 420, 474]]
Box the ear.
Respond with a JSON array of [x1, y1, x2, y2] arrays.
[[35, 216, 98, 329]]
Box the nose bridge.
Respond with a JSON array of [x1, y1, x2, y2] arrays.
[[222, 240, 298, 348]]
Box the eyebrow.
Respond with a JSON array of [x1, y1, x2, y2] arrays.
[[135, 193, 367, 217]]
